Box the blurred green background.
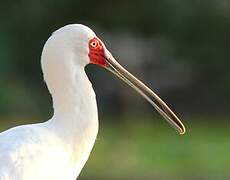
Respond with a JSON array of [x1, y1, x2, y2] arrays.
[[0, 0, 230, 179]]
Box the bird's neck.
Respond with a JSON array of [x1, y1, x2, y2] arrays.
[[42, 54, 98, 149], [52, 67, 98, 131], [44, 64, 99, 173]]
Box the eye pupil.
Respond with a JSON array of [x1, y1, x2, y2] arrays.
[[91, 41, 97, 48]]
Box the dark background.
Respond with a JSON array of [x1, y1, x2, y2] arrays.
[[0, 0, 229, 179]]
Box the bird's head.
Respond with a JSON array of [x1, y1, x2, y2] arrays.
[[47, 24, 111, 67], [42, 24, 186, 135]]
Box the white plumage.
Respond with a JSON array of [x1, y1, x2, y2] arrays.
[[0, 24, 98, 180], [0, 24, 185, 180]]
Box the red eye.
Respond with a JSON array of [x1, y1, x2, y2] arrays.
[[88, 37, 108, 67], [90, 41, 98, 48]]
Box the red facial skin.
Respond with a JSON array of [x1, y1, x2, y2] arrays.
[[88, 37, 108, 67]]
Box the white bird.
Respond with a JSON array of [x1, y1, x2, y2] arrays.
[[0, 24, 186, 180]]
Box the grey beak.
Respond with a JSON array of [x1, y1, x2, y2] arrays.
[[105, 51, 186, 135]]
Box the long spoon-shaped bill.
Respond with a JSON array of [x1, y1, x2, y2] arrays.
[[105, 53, 186, 135]]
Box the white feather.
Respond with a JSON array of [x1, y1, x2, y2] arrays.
[[0, 24, 98, 180]]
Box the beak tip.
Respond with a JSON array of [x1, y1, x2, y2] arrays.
[[179, 127, 186, 135]]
